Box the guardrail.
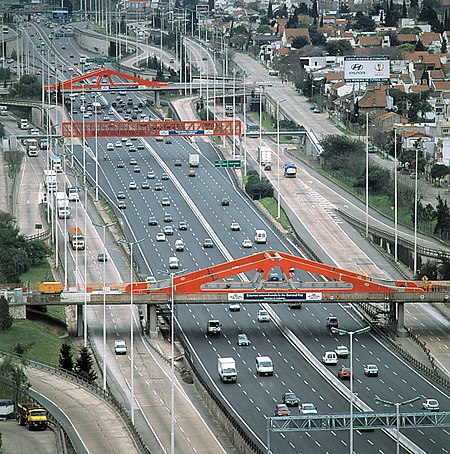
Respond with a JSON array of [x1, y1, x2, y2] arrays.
[[0, 350, 151, 454]]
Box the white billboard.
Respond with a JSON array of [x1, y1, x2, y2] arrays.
[[344, 56, 390, 83]]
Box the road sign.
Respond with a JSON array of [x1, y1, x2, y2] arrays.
[[214, 160, 241, 168]]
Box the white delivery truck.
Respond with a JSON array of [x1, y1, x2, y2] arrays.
[[54, 192, 71, 219], [257, 144, 272, 170], [218, 357, 237, 383], [207, 319, 221, 335], [66, 187, 80, 202], [189, 153, 199, 167], [43, 170, 57, 192], [256, 356, 274, 376], [26, 139, 39, 157]]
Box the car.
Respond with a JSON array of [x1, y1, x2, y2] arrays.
[[115, 140, 122, 147], [145, 276, 157, 284], [326, 316, 339, 329], [274, 404, 290, 417], [137, 143, 145, 150], [156, 136, 164, 142], [147, 171, 156, 179], [363, 364, 379, 376], [175, 239, 185, 251], [133, 166, 141, 173], [155, 183, 163, 191], [168, 256, 180, 269], [230, 222, 240, 231], [163, 226, 174, 235], [161, 197, 171, 206], [116, 191, 126, 200], [187, 169, 196, 177], [118, 201, 126, 209], [257, 309, 270, 322], [174, 160, 182, 167], [96, 251, 108, 262], [114, 339, 127, 355], [242, 238, 253, 248], [161, 173, 169, 180], [129, 181, 137, 190], [335, 345, 349, 358], [107, 142, 114, 151], [299, 403, 317, 415], [141, 180, 150, 189], [313, 107, 321, 113], [148, 216, 158, 226], [221, 197, 229, 206], [203, 238, 214, 248], [164, 213, 173, 222], [422, 398, 439, 412], [338, 366, 353, 380], [116, 160, 124, 168], [103, 116, 110, 121], [237, 333, 250, 346], [178, 220, 187, 230], [165, 138, 172, 144], [129, 158, 137, 166], [229, 302, 241, 311], [128, 147, 137, 153], [156, 232, 166, 241], [282, 392, 299, 407], [125, 140, 133, 147]]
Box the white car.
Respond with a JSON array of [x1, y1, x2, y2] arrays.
[[335, 345, 349, 358], [242, 238, 253, 248], [229, 302, 241, 311], [107, 142, 114, 151], [163, 226, 174, 235], [363, 364, 379, 376], [299, 403, 317, 415], [114, 339, 127, 355], [125, 140, 133, 147], [129, 181, 137, 190], [230, 222, 240, 231], [422, 398, 439, 411], [237, 333, 250, 346], [168, 256, 180, 269], [161, 197, 171, 206], [115, 140, 122, 147], [156, 232, 166, 242], [257, 309, 270, 322]]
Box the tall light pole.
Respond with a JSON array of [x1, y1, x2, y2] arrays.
[[394, 127, 398, 262], [119, 237, 145, 425], [94, 93, 99, 201], [375, 396, 420, 454], [276, 99, 286, 219], [93, 221, 116, 391], [259, 84, 263, 178], [332, 326, 371, 454], [365, 112, 369, 238], [413, 144, 419, 278]]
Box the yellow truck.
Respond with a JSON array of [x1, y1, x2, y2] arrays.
[[38, 282, 63, 294], [17, 403, 48, 430]]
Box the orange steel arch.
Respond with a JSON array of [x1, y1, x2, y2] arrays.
[[125, 250, 423, 295], [61, 120, 242, 137], [45, 68, 168, 92]]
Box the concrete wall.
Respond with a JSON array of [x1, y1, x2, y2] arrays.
[[73, 28, 109, 56]]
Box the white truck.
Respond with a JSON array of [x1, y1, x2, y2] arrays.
[[189, 153, 199, 167], [43, 170, 57, 192], [218, 357, 237, 383], [26, 138, 38, 157], [54, 192, 71, 219], [207, 319, 221, 335], [257, 145, 272, 170]]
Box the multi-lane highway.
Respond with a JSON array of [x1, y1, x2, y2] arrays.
[[13, 17, 450, 454]]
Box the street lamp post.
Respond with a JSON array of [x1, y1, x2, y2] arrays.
[[375, 396, 420, 454], [119, 237, 145, 424], [93, 221, 116, 391], [94, 93, 99, 201], [276, 99, 286, 219], [332, 326, 371, 454], [413, 144, 419, 277]]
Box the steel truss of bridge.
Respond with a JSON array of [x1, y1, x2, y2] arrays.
[[268, 411, 450, 432]]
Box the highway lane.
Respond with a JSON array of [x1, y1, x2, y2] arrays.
[[35, 29, 450, 454]]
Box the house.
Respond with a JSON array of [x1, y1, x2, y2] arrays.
[[356, 35, 382, 47], [281, 28, 310, 48], [358, 86, 389, 115]]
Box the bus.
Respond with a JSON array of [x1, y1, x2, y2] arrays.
[[0, 106, 7, 116]]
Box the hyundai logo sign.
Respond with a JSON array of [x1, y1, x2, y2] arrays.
[[351, 64, 364, 71], [344, 57, 390, 82]]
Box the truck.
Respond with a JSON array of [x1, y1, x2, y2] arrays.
[[54, 192, 71, 219], [66, 186, 80, 202], [0, 105, 7, 116], [68, 227, 85, 250], [50, 155, 63, 172], [43, 170, 57, 192], [39, 138, 48, 150], [19, 118, 28, 130], [284, 163, 297, 178], [257, 144, 272, 170], [225, 104, 234, 117], [16, 403, 48, 430], [218, 357, 237, 383], [207, 319, 221, 335], [26, 138, 38, 157], [189, 153, 199, 167], [38, 281, 63, 294]]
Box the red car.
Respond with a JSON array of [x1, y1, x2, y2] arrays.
[[274, 404, 291, 416], [338, 366, 353, 380], [188, 169, 196, 177]]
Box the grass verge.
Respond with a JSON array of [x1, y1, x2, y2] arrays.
[[260, 197, 291, 231]]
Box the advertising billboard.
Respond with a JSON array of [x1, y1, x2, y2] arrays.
[[344, 56, 390, 83]]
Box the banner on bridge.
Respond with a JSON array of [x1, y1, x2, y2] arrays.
[[227, 292, 323, 302]]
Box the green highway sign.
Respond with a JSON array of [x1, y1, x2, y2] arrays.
[[214, 160, 242, 168]]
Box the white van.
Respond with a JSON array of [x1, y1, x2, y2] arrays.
[[256, 356, 273, 376], [168, 256, 180, 269], [107, 142, 114, 151], [114, 339, 127, 355], [254, 229, 267, 244], [175, 239, 185, 251], [322, 351, 338, 365]]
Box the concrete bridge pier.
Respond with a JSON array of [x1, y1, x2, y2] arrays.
[[155, 90, 161, 107], [146, 304, 158, 339], [397, 302, 407, 337]]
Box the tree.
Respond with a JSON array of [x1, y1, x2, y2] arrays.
[[308, 27, 326, 46], [430, 164, 449, 183], [75, 347, 97, 382], [355, 11, 376, 32], [0, 355, 29, 405], [245, 171, 274, 199], [9, 74, 42, 100], [325, 40, 354, 56], [353, 165, 391, 194], [320, 135, 365, 177], [402, 0, 407, 18], [310, 0, 318, 18], [415, 39, 425, 51], [0, 296, 12, 331], [442, 38, 447, 54], [59, 343, 74, 372], [267, 0, 273, 20], [291, 35, 309, 49], [434, 195, 450, 237], [438, 256, 450, 279]]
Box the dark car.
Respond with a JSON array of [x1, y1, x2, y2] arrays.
[[281, 392, 299, 407], [221, 197, 230, 206], [161, 173, 169, 180], [326, 316, 339, 329], [117, 161, 124, 168], [118, 201, 126, 209], [174, 160, 182, 167], [116, 191, 126, 200], [188, 169, 196, 177], [97, 252, 107, 262]]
